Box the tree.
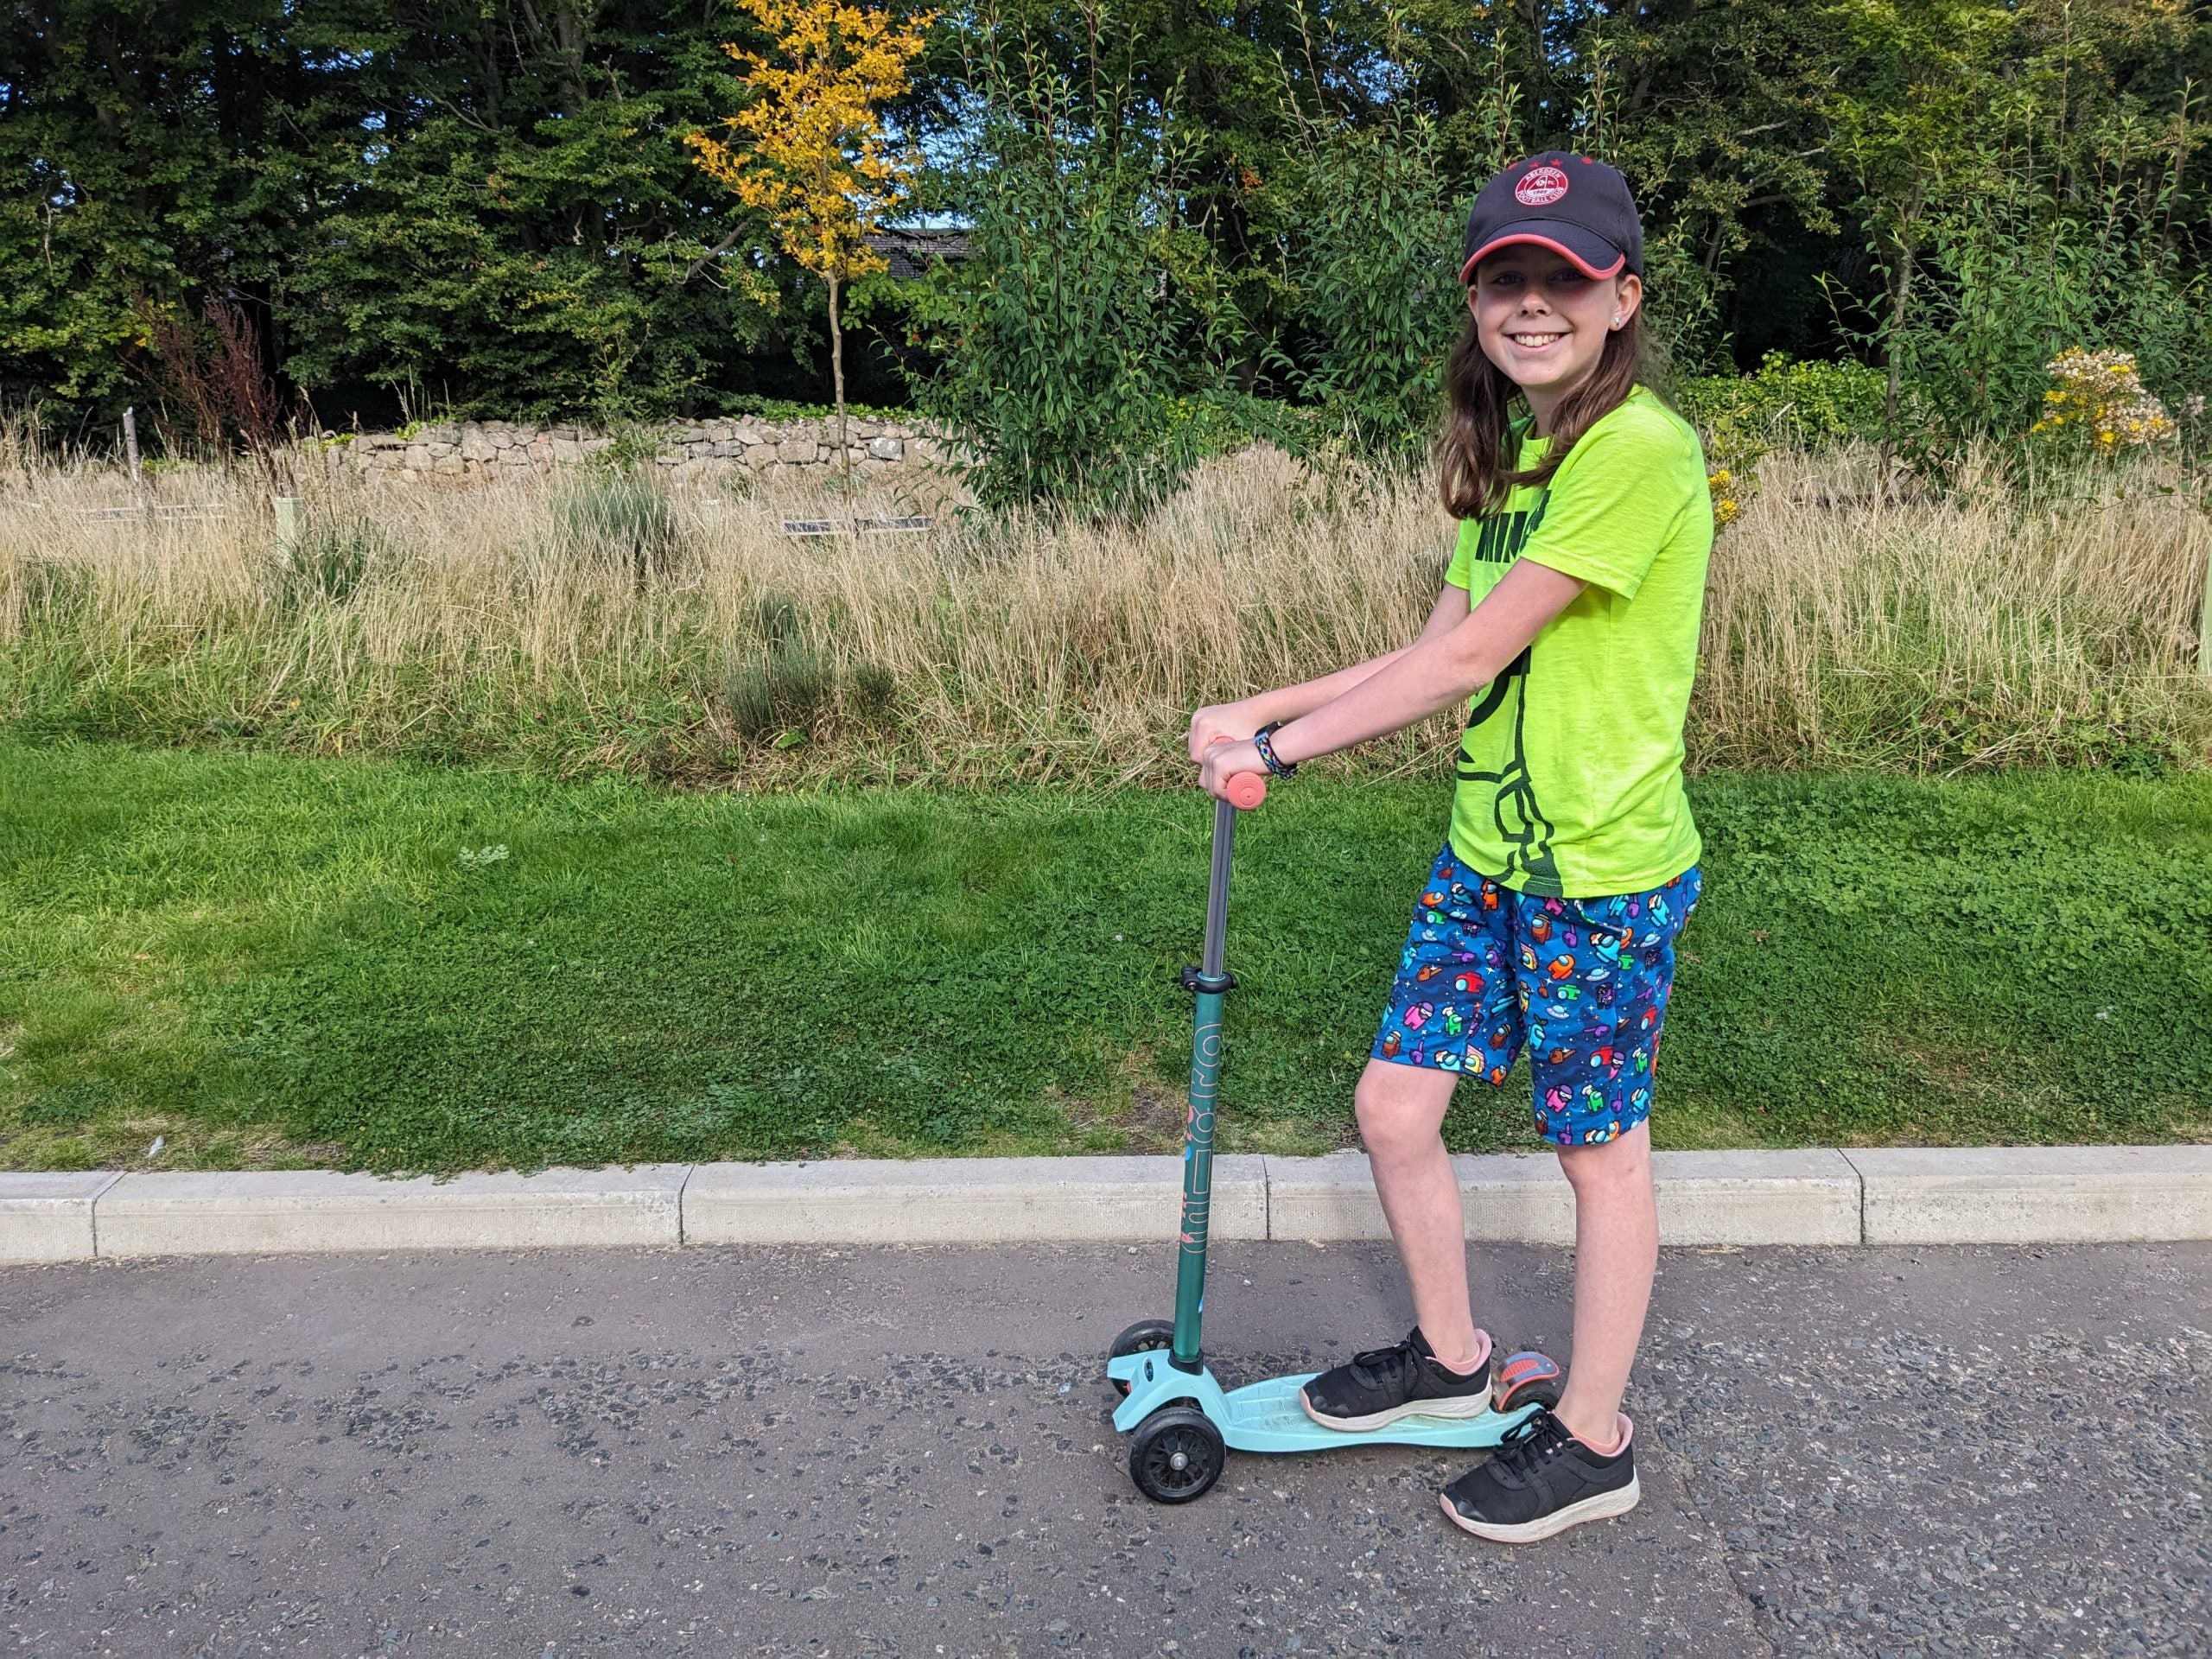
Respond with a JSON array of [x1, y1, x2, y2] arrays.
[[4, 0, 2204, 432], [690, 0, 929, 486], [0, 0, 359, 417], [281, 1, 791, 424], [1, 1, 799, 429], [1824, 0, 2021, 424], [912, 48, 1246, 513], [1289, 108, 1461, 453]]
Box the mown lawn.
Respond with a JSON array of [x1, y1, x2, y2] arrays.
[[3, 741, 2208, 1173]]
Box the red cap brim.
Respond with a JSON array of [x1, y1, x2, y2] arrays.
[[1460, 232, 1625, 284]]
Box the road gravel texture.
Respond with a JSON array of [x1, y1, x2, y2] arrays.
[[2, 1239, 2204, 1657]]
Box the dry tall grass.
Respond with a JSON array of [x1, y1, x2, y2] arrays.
[[3, 439, 2207, 783], [1699, 445, 2211, 770]]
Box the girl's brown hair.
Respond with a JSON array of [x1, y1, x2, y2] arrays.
[[1435, 304, 1649, 519]]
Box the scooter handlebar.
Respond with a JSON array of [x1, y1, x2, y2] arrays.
[[1197, 736, 1266, 810]]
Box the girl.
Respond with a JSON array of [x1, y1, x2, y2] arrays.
[[1189, 153, 1712, 1545]]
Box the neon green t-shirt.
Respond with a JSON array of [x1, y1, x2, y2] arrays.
[[1443, 385, 1712, 898]]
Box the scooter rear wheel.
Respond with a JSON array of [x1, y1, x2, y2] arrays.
[[1128, 1405, 1225, 1503], [1107, 1319, 1176, 1397], [1494, 1350, 1565, 1413]]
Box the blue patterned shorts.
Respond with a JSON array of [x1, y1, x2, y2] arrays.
[[1370, 846, 1702, 1147]]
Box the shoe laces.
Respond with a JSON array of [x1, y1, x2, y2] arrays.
[[1344, 1334, 1421, 1391], [1491, 1408, 1577, 1482]]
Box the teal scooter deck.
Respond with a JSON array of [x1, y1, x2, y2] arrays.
[[1109, 1350, 1543, 1453]]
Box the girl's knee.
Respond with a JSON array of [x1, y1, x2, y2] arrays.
[[1354, 1067, 1443, 1155], [1555, 1122, 1652, 1192], [1353, 1084, 1413, 1152]]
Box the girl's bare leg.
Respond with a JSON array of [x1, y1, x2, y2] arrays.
[[1551, 1121, 1658, 1448], [1353, 1059, 1489, 1373]]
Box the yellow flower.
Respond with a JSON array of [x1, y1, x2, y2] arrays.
[[1706, 467, 1743, 527], [2034, 346, 2176, 453]]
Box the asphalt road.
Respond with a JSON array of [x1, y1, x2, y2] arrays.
[[2, 1238, 2205, 1658]]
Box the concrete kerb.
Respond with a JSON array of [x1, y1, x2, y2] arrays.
[[87, 1166, 690, 1258], [0, 1172, 123, 1262], [3, 1146, 2208, 1263], [1259, 1149, 1863, 1246], [1844, 1144, 2212, 1244], [683, 1154, 1268, 1245]]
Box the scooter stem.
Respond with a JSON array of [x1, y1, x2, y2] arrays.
[[1171, 794, 1245, 1369], [1200, 796, 1236, 980]]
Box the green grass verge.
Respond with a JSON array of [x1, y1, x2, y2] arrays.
[[3, 741, 2208, 1173]]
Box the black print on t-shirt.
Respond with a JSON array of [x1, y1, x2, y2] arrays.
[[1456, 490, 1563, 896], [1469, 494, 1548, 563]]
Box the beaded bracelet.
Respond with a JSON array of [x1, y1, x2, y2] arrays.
[[1253, 721, 1299, 780]]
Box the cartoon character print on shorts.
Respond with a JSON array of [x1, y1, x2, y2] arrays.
[[1370, 846, 1701, 1147]]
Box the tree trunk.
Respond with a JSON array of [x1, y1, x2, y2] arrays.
[[829, 271, 853, 496], [1883, 236, 1915, 429]]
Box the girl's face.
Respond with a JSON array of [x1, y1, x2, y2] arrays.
[[1468, 245, 1642, 410]]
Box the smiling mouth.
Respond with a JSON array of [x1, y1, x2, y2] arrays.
[[1506, 331, 1569, 349]]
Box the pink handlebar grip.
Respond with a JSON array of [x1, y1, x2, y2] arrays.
[[1227, 772, 1267, 810]]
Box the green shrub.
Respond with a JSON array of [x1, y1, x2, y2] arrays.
[[911, 51, 1244, 518], [596, 425, 672, 472], [1840, 124, 2212, 461], [1289, 111, 1462, 456], [1674, 353, 1889, 463], [722, 594, 897, 741], [723, 588, 831, 742]]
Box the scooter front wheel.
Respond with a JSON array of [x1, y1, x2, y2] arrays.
[[1128, 1404, 1225, 1503], [1107, 1318, 1176, 1397]]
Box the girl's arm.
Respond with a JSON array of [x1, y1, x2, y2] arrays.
[[1186, 584, 1472, 763], [1198, 558, 1586, 798]]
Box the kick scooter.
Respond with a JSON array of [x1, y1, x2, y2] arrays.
[[1105, 772, 1563, 1503]]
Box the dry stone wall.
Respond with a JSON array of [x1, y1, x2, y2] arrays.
[[334, 416, 946, 486]]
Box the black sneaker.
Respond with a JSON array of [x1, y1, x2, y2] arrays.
[[1439, 1408, 1639, 1543], [1298, 1328, 1491, 1432]]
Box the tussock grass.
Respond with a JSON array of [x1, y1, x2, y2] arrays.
[[2, 442, 2207, 781], [1699, 445, 2212, 772]]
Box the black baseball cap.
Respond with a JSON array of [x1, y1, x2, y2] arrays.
[[1461, 153, 1644, 283]]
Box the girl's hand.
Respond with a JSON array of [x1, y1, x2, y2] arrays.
[[1199, 738, 1267, 804], [1187, 702, 1261, 765]]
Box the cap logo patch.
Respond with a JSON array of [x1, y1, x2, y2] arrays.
[[1515, 165, 1570, 207]]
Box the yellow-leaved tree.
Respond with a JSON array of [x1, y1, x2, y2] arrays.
[[689, 0, 930, 488]]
